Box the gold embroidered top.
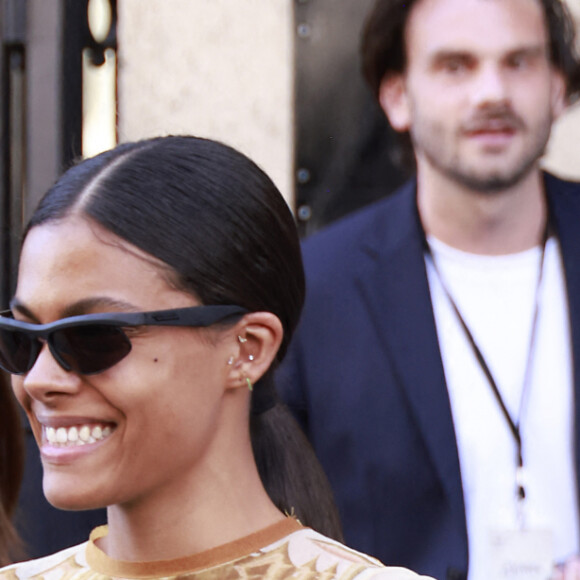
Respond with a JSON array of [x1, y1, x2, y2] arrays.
[[0, 518, 431, 579]]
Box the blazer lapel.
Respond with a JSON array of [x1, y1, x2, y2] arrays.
[[545, 174, 580, 485], [353, 181, 466, 536]]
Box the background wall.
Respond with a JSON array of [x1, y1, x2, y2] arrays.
[[117, 0, 580, 211], [118, 0, 294, 200], [542, 0, 580, 179]]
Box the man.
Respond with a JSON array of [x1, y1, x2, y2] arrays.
[[277, 0, 580, 579]]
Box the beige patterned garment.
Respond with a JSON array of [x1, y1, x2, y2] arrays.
[[0, 518, 432, 580]]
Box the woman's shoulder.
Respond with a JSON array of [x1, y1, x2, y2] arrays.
[[0, 541, 88, 579], [265, 527, 433, 580]]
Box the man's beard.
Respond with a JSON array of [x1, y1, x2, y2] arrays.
[[411, 105, 554, 193], [439, 150, 544, 193]]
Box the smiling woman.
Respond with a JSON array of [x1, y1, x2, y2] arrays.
[[0, 136, 432, 580]]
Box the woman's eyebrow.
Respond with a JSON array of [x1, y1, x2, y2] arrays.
[[61, 297, 141, 318], [9, 299, 37, 322], [9, 296, 140, 322]]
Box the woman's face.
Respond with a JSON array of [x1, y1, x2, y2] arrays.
[[12, 216, 237, 511]]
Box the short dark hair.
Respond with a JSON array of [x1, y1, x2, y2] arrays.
[[24, 135, 343, 541], [361, 0, 580, 103]]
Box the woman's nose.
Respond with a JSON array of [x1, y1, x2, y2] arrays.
[[19, 343, 82, 403]]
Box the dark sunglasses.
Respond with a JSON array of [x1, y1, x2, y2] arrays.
[[0, 305, 248, 376]]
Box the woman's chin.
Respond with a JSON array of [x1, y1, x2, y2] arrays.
[[43, 479, 107, 512]]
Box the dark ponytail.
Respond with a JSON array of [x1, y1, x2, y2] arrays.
[[250, 370, 343, 540], [251, 405, 343, 540]]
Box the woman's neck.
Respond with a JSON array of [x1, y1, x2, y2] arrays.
[[99, 446, 284, 562]]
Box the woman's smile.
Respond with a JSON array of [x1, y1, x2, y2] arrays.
[[43, 422, 115, 448], [34, 414, 118, 465]]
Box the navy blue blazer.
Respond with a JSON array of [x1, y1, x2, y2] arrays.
[[277, 173, 580, 580]]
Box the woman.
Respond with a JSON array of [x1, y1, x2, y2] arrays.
[[0, 372, 24, 566], [0, 136, 429, 579]]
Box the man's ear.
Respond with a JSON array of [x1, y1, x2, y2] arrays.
[[225, 312, 283, 391], [378, 73, 411, 132], [550, 69, 567, 119]]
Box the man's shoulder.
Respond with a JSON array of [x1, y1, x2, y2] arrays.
[[544, 171, 580, 196], [302, 180, 416, 260], [544, 172, 580, 235]]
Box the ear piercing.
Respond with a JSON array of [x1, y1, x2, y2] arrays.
[[237, 335, 254, 361], [246, 377, 253, 392], [227, 354, 253, 365]]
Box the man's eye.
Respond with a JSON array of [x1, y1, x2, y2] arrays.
[[442, 60, 467, 73], [512, 56, 531, 70]]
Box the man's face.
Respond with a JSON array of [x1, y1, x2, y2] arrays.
[[379, 0, 566, 193]]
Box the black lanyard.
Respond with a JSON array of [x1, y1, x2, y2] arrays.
[[424, 222, 550, 502]]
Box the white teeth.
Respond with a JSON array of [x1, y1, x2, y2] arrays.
[[56, 427, 68, 444], [43, 423, 114, 447], [46, 427, 56, 444], [79, 425, 91, 442]]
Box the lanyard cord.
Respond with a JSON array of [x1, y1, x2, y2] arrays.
[[424, 221, 550, 501]]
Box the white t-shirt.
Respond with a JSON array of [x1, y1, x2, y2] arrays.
[[426, 235, 578, 580]]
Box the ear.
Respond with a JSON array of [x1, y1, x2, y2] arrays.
[[550, 69, 567, 119], [378, 73, 411, 132], [225, 312, 283, 391]]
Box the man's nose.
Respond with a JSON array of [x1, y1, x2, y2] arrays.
[[471, 64, 509, 106]]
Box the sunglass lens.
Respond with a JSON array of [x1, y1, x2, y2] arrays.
[[52, 325, 132, 375], [0, 328, 37, 374]]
